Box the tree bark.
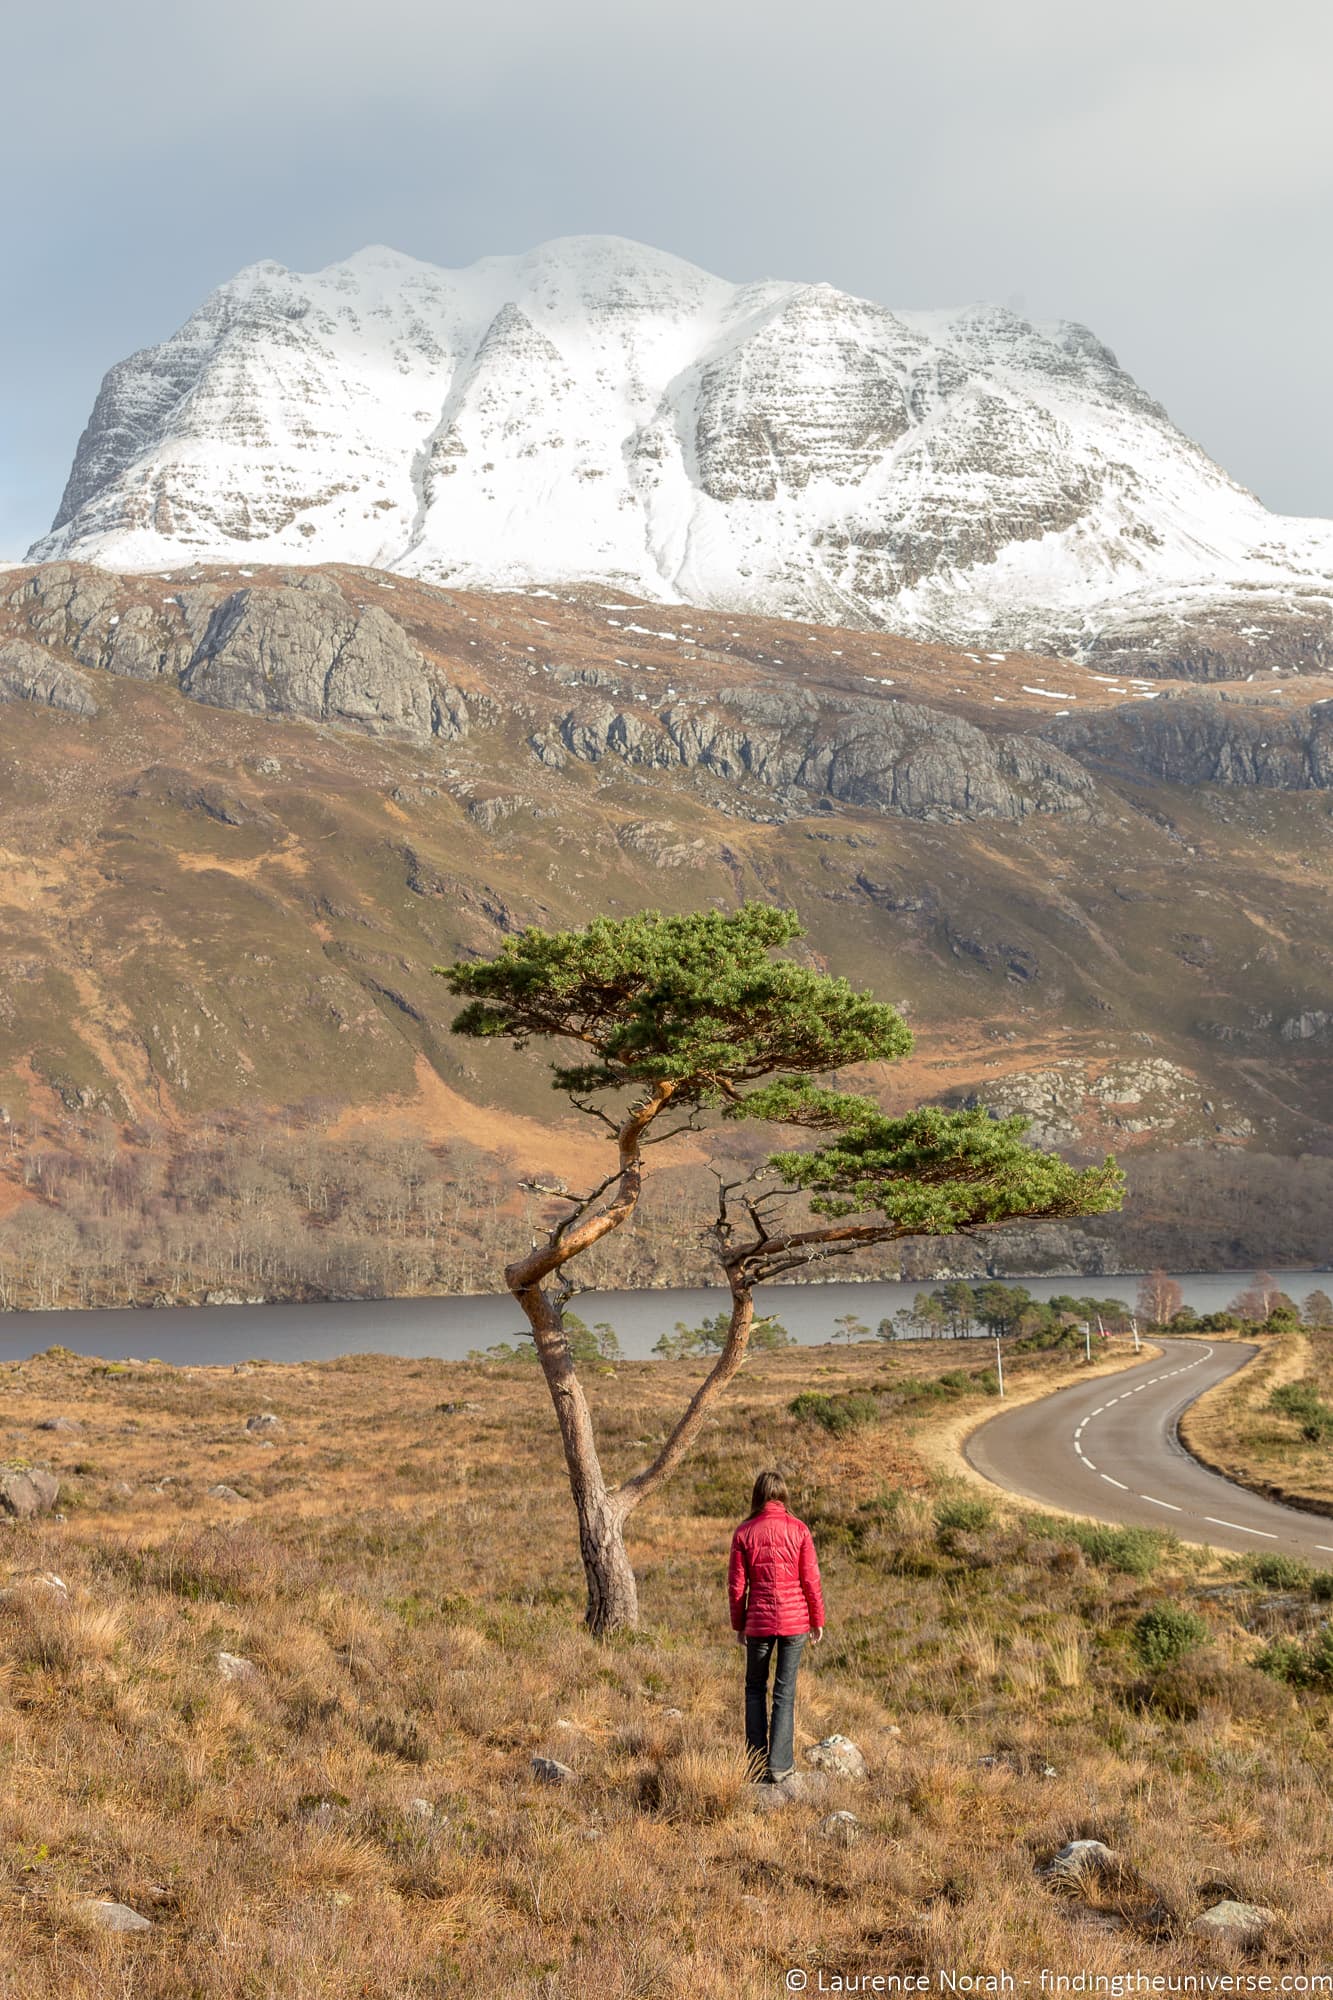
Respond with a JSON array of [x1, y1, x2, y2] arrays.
[[504, 1082, 675, 1635]]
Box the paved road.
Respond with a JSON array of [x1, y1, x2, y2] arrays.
[[965, 1336, 1333, 1565]]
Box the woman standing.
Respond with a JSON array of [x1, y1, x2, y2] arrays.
[[727, 1470, 825, 1782]]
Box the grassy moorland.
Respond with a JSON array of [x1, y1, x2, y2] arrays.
[[1181, 1329, 1333, 1515], [3, 1334, 1333, 1998]]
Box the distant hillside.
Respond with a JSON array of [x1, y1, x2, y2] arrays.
[[1, 559, 1331, 1302]]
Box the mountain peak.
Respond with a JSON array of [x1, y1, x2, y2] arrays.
[[29, 238, 1333, 674]]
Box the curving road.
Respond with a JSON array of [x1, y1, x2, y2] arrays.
[[965, 1336, 1333, 1565]]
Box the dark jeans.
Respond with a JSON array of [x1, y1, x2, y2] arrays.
[[745, 1633, 806, 1779]]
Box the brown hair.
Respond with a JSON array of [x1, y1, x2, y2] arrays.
[[749, 1469, 789, 1516]]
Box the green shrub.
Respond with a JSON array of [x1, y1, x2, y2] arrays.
[[1312, 1572, 1333, 1603], [1134, 1603, 1208, 1669], [934, 1496, 994, 1535], [789, 1390, 881, 1435], [1254, 1623, 1333, 1690], [1247, 1553, 1315, 1591], [1065, 1523, 1168, 1577]]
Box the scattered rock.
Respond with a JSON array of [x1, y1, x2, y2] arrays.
[[245, 1412, 282, 1434], [747, 1771, 830, 1810], [0, 1569, 68, 1603], [531, 1755, 578, 1786], [435, 1400, 483, 1416], [208, 1484, 245, 1503], [1192, 1901, 1273, 1945], [35, 1417, 82, 1434], [406, 1798, 434, 1819], [662, 1707, 685, 1721], [817, 1810, 862, 1846], [216, 1651, 258, 1682], [804, 1734, 867, 1780], [78, 1899, 152, 1933], [0, 1466, 60, 1518], [1046, 1839, 1119, 1882]]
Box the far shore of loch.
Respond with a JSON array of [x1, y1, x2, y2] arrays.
[[0, 1269, 1325, 1366]]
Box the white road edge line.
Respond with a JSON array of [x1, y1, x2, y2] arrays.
[[1142, 1496, 1181, 1511], [1204, 1517, 1278, 1539]]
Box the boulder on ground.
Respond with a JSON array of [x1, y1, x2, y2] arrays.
[[804, 1734, 867, 1780], [208, 1484, 245, 1503], [78, 1899, 152, 1933], [35, 1417, 81, 1434], [531, 1755, 578, 1786], [817, 1810, 862, 1846], [1046, 1839, 1119, 1881], [245, 1412, 282, 1434], [1192, 1900, 1273, 1945], [216, 1651, 258, 1682], [0, 1467, 60, 1518]]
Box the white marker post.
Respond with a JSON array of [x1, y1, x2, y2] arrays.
[[994, 1334, 1005, 1399], [1084, 1322, 1092, 1363], [1130, 1314, 1141, 1353]]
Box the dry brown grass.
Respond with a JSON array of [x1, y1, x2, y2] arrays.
[[1180, 1330, 1333, 1513], [0, 1335, 1330, 1996]]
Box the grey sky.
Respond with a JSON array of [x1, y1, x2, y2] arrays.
[[3, 0, 1330, 558]]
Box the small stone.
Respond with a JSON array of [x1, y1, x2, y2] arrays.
[[817, 1810, 862, 1846], [406, 1797, 434, 1819], [531, 1755, 578, 1786], [208, 1485, 244, 1503], [747, 1771, 828, 1810], [663, 1707, 685, 1720], [0, 1467, 60, 1518], [1192, 1900, 1273, 1944], [245, 1412, 282, 1434], [35, 1417, 81, 1434], [216, 1651, 258, 1682], [1046, 1839, 1119, 1881], [804, 1734, 867, 1780], [435, 1401, 482, 1416], [0, 1569, 68, 1602], [79, 1899, 152, 1933]]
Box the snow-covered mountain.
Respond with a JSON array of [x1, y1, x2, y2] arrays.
[[32, 236, 1333, 672]]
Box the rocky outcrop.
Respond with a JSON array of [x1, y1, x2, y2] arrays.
[[0, 639, 99, 716], [3, 566, 467, 750], [1050, 694, 1333, 790], [536, 685, 1096, 823], [182, 580, 467, 744]]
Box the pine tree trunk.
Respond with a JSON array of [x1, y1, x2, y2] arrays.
[[511, 1277, 642, 1634], [577, 1489, 639, 1636]]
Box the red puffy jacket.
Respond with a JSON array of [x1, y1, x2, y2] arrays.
[[728, 1501, 825, 1637]]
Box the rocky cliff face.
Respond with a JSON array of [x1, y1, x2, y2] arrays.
[[1050, 693, 1333, 790], [535, 684, 1096, 822], [30, 237, 1333, 677], [3, 565, 467, 748]]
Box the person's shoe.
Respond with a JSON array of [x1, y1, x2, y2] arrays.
[[766, 1767, 795, 1784]]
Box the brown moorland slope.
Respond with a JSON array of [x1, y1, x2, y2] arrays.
[[1, 560, 1331, 1297]]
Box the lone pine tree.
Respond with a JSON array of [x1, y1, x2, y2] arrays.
[[439, 904, 1122, 1634]]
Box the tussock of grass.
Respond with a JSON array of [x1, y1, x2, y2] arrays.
[[0, 1337, 1331, 1995]]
